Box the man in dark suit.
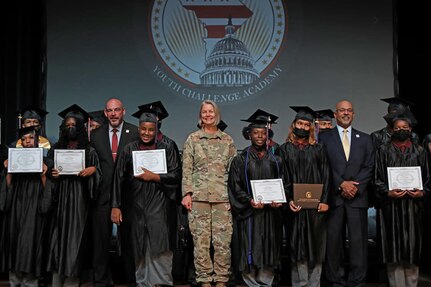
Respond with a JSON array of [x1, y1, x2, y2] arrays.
[[318, 100, 374, 287], [90, 98, 139, 286]]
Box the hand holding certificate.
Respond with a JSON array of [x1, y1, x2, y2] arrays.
[[54, 149, 86, 175], [387, 166, 423, 191], [132, 149, 167, 176], [250, 178, 286, 204], [8, 148, 43, 173]]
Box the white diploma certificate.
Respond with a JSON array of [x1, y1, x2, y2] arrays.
[[250, 178, 287, 204], [387, 166, 423, 190], [54, 149, 85, 175], [132, 149, 167, 176], [8, 148, 43, 173]]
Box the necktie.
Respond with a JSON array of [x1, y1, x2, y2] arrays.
[[112, 128, 118, 161], [342, 129, 350, 160]]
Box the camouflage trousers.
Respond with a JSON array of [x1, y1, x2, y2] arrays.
[[189, 201, 233, 284]]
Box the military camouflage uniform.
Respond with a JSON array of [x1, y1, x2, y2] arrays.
[[182, 129, 236, 285]]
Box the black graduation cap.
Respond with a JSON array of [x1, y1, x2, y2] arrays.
[[19, 107, 49, 122], [385, 108, 418, 127], [137, 101, 169, 121], [241, 109, 278, 126], [58, 104, 90, 122], [315, 109, 334, 121], [88, 110, 106, 125], [380, 97, 415, 114], [18, 125, 38, 138], [290, 106, 315, 122], [218, 120, 228, 132], [131, 108, 158, 123]]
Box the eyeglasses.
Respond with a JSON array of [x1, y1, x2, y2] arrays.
[[105, 108, 123, 113], [336, 108, 353, 113]]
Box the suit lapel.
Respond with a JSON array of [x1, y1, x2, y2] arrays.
[[101, 124, 114, 164], [118, 123, 133, 153], [349, 128, 360, 160], [331, 128, 346, 159]]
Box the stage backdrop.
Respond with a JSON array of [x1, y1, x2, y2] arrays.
[[47, 0, 393, 148]]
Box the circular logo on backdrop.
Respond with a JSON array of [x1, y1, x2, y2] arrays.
[[149, 0, 287, 103]]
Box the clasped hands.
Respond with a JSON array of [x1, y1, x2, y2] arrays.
[[340, 180, 359, 199]]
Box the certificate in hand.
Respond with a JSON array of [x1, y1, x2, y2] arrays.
[[250, 178, 286, 204], [132, 149, 167, 176], [387, 166, 423, 190], [54, 149, 85, 175], [293, 183, 323, 209], [8, 148, 43, 173]]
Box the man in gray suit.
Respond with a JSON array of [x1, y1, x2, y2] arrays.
[[90, 98, 139, 286], [319, 100, 374, 287]]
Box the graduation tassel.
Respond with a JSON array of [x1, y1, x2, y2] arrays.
[[87, 117, 91, 141], [266, 116, 271, 151], [244, 147, 254, 266]]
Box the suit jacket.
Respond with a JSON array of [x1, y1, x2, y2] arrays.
[[90, 121, 139, 207], [319, 126, 374, 208]]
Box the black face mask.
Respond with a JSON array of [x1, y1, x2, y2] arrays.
[[293, 128, 310, 138], [66, 126, 78, 140], [318, 128, 331, 134], [391, 129, 411, 142]]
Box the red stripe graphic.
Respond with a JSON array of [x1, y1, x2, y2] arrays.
[[183, 5, 253, 19], [206, 25, 240, 38]]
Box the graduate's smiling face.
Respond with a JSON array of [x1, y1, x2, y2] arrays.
[[250, 127, 268, 149], [139, 122, 157, 144], [21, 132, 36, 148]]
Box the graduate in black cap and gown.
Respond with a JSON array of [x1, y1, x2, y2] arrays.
[[47, 104, 101, 287], [275, 106, 331, 287], [13, 108, 51, 153], [137, 101, 182, 262], [0, 126, 53, 286], [111, 108, 181, 287], [373, 110, 430, 287], [228, 109, 286, 287], [87, 110, 106, 132], [314, 109, 334, 135]]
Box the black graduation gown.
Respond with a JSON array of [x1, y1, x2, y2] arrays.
[[46, 146, 101, 277], [0, 158, 53, 276], [228, 147, 287, 272], [373, 142, 430, 264], [276, 142, 331, 264], [111, 140, 181, 263]]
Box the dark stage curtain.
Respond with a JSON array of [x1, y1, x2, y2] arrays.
[[397, 0, 430, 139], [1, 0, 47, 146]]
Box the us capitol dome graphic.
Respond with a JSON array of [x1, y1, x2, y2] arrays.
[[200, 18, 259, 87]]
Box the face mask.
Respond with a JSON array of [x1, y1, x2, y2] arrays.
[[318, 128, 331, 134], [66, 126, 78, 140], [391, 129, 411, 142], [293, 127, 310, 138]]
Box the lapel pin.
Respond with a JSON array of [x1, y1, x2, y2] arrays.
[[356, 134, 360, 138], [126, 129, 130, 133]]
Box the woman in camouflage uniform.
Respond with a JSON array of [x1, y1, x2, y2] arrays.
[[181, 100, 237, 287]]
